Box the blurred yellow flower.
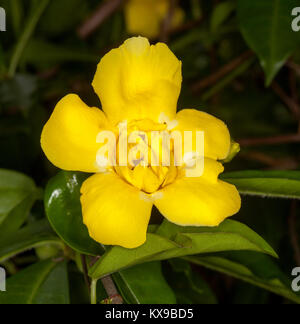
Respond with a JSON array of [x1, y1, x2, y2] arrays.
[[125, 0, 185, 38], [41, 37, 241, 249]]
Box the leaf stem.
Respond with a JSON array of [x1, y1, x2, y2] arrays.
[[192, 51, 253, 92], [271, 81, 300, 121], [160, 0, 177, 43], [10, 0, 24, 38], [90, 279, 98, 305], [77, 0, 126, 39], [239, 133, 300, 147], [80, 254, 91, 292], [101, 276, 123, 304], [288, 201, 300, 266], [8, 0, 50, 78], [201, 57, 255, 101]]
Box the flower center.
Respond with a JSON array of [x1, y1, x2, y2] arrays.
[[114, 119, 179, 194]]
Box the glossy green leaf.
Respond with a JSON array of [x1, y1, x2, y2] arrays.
[[0, 169, 39, 240], [89, 234, 179, 279], [113, 262, 177, 304], [185, 251, 300, 304], [0, 219, 61, 263], [237, 0, 300, 85], [44, 171, 104, 256], [167, 259, 217, 304], [0, 169, 36, 225], [0, 260, 70, 304], [89, 219, 277, 280], [222, 170, 300, 199], [155, 219, 277, 259]]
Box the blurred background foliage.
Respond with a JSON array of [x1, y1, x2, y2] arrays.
[[0, 0, 300, 304]]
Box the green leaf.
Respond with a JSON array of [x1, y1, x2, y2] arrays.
[[237, 0, 300, 85], [89, 219, 277, 280], [0, 260, 70, 304], [113, 262, 177, 304], [44, 171, 104, 256], [68, 263, 92, 305], [185, 251, 300, 304], [0, 219, 62, 263], [8, 0, 50, 77], [10, 0, 24, 37], [167, 259, 217, 304], [89, 234, 179, 279], [22, 39, 99, 67], [155, 219, 277, 259], [0, 169, 38, 240], [222, 170, 300, 199], [211, 0, 236, 33]]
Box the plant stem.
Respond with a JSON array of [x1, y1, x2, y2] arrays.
[[201, 57, 255, 101], [8, 0, 50, 78], [77, 0, 126, 39], [271, 81, 300, 121], [286, 61, 300, 78], [90, 279, 98, 305], [101, 276, 123, 304], [80, 255, 91, 292], [160, 0, 177, 43], [239, 133, 300, 147], [289, 201, 300, 267], [10, 0, 24, 38], [288, 66, 300, 132], [239, 151, 299, 170], [192, 51, 253, 92]]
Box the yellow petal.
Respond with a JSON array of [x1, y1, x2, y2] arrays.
[[174, 109, 232, 160], [41, 94, 112, 173], [155, 159, 241, 227], [92, 37, 182, 125], [80, 172, 153, 249], [116, 165, 164, 194], [125, 0, 184, 39]]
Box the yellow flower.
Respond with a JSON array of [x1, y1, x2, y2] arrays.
[[125, 0, 185, 39], [41, 37, 241, 249]]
